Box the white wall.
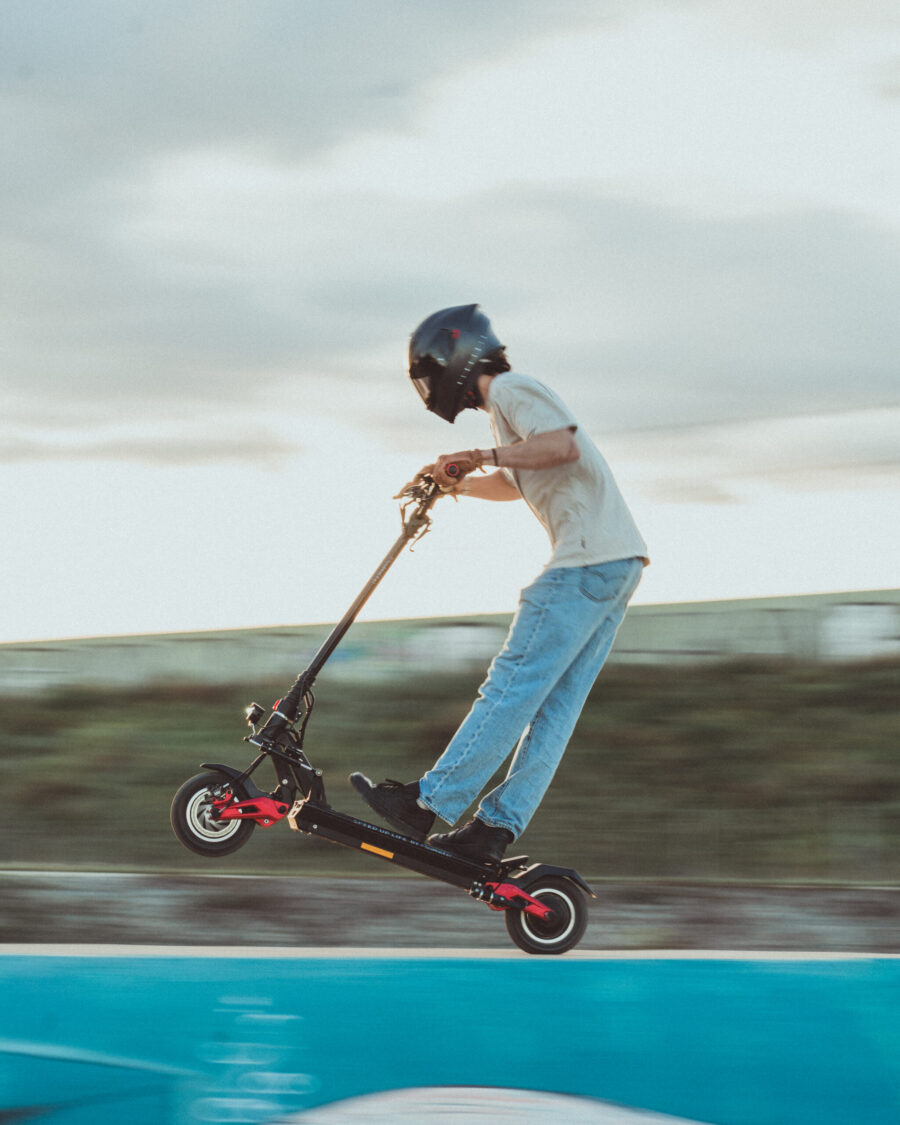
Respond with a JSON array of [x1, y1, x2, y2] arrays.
[[0, 589, 897, 693]]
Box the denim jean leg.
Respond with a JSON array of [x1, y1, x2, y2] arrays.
[[418, 568, 604, 827], [477, 563, 639, 836]]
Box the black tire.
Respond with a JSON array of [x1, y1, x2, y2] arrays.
[[505, 875, 588, 955], [170, 771, 255, 858]]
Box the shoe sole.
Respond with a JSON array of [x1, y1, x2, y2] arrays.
[[426, 835, 504, 865], [349, 772, 430, 842]]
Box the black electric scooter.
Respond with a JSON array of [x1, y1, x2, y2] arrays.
[[170, 472, 594, 954]]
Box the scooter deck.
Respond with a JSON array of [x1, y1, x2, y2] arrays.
[[287, 798, 595, 898], [288, 798, 529, 889]]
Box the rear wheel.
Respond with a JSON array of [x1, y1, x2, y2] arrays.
[[505, 875, 588, 955], [170, 771, 255, 858]]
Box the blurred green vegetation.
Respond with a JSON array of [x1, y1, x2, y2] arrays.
[[2, 658, 898, 882]]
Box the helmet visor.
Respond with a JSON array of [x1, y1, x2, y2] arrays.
[[409, 354, 445, 409], [410, 373, 431, 405]]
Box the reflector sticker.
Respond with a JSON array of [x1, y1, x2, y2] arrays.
[[360, 842, 394, 859]]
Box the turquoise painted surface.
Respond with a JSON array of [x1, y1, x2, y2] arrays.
[[1, 955, 898, 1124]]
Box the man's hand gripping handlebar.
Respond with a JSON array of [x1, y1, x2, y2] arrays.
[[394, 449, 486, 500]]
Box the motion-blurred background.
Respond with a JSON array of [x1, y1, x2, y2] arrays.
[[2, 590, 898, 949]]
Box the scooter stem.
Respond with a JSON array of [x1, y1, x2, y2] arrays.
[[256, 477, 443, 736]]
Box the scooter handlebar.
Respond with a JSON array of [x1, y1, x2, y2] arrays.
[[396, 464, 462, 504]]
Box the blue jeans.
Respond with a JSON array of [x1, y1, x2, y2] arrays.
[[418, 556, 643, 838]]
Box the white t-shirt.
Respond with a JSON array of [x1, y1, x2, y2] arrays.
[[486, 372, 649, 570]]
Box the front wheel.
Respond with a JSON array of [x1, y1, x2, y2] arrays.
[[170, 771, 255, 858], [505, 875, 588, 955]]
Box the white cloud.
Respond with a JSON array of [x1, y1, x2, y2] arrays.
[[3, 3, 896, 450], [604, 407, 900, 504], [3, 182, 897, 468]]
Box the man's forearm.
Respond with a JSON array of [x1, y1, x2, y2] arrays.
[[464, 470, 521, 501], [485, 427, 579, 471]]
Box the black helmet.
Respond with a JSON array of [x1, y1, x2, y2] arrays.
[[408, 304, 507, 423]]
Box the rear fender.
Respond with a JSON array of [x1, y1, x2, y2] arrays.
[[514, 862, 596, 899]]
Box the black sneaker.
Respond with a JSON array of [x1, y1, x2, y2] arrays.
[[349, 773, 435, 841], [428, 818, 515, 865]]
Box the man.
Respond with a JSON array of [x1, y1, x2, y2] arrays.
[[351, 304, 648, 865]]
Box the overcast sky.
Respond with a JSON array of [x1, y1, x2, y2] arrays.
[[2, 0, 898, 642]]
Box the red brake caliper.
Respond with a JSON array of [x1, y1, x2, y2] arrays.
[[211, 792, 289, 829], [475, 881, 555, 922]]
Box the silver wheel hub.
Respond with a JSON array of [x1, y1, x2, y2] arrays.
[[186, 788, 241, 841], [521, 887, 576, 945]]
